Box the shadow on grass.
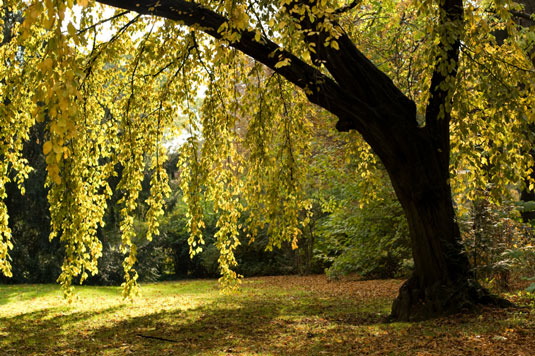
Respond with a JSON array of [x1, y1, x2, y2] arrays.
[[2, 293, 392, 355], [80, 299, 388, 355], [0, 284, 61, 305], [1, 288, 532, 356], [0, 305, 127, 355]]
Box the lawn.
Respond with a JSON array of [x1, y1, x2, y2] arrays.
[[1, 275, 534, 355]]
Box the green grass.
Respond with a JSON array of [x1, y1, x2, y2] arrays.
[[1, 275, 534, 355]]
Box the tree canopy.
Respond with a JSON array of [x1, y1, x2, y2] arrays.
[[1, 0, 534, 319]]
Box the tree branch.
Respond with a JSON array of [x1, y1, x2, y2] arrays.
[[283, 0, 416, 122], [424, 0, 463, 169], [510, 9, 535, 24], [136, 333, 178, 342], [94, 0, 382, 134], [77, 10, 130, 35]]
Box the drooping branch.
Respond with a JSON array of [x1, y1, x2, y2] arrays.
[[511, 9, 535, 24], [76, 10, 130, 35]]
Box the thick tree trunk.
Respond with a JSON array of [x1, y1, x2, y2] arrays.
[[390, 181, 511, 320], [355, 117, 511, 320], [331, 85, 506, 320], [349, 93, 514, 320], [378, 130, 495, 320]]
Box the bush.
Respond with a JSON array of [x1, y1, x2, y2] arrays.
[[460, 194, 535, 291], [319, 188, 412, 280]]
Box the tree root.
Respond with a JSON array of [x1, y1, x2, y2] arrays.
[[390, 276, 514, 321]]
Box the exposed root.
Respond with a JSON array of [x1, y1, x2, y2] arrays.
[[390, 276, 514, 321]]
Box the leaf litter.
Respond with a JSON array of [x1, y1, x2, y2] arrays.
[[0, 275, 534, 355]]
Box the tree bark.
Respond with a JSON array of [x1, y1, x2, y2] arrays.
[[92, 0, 512, 320], [380, 126, 496, 320]]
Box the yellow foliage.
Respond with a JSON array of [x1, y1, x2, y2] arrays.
[[0, 0, 533, 301]]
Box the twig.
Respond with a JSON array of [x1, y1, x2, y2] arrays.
[[77, 10, 130, 35], [136, 333, 179, 343]]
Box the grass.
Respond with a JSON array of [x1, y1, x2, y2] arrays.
[[1, 275, 534, 355]]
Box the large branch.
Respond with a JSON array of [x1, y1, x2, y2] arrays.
[[284, 0, 416, 120], [424, 0, 463, 169], [95, 0, 381, 133]]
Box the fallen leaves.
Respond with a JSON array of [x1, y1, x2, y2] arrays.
[[0, 276, 534, 355]]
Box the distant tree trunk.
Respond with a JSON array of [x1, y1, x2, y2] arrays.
[[297, 219, 316, 275], [172, 246, 189, 277]]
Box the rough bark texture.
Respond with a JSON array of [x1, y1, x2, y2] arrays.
[[93, 0, 512, 320]]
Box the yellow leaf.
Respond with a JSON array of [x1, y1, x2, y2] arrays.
[[254, 30, 261, 42], [47, 163, 59, 175], [43, 16, 55, 30], [43, 141, 53, 155], [274, 58, 291, 68], [29, 6, 40, 20], [53, 144, 63, 154], [67, 22, 77, 37], [52, 174, 61, 185], [39, 58, 53, 71], [59, 98, 68, 112]]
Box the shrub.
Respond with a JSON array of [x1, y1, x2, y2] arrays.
[[319, 189, 412, 280], [460, 194, 535, 291]]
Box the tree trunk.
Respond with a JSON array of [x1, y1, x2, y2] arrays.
[[384, 136, 478, 320], [360, 119, 510, 320], [329, 84, 501, 320]]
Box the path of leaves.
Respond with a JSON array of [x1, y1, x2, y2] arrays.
[[0, 275, 534, 355]]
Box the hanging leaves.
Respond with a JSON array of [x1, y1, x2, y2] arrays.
[[0, 0, 534, 299]]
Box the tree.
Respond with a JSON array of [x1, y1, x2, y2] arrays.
[[1, 0, 533, 320]]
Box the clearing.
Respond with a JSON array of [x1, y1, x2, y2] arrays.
[[0, 275, 534, 355]]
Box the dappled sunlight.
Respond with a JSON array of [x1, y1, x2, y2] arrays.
[[1, 276, 534, 355]]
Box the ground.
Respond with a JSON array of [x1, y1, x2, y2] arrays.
[[0, 275, 534, 355]]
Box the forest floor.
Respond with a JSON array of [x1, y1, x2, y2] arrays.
[[1, 275, 534, 355]]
